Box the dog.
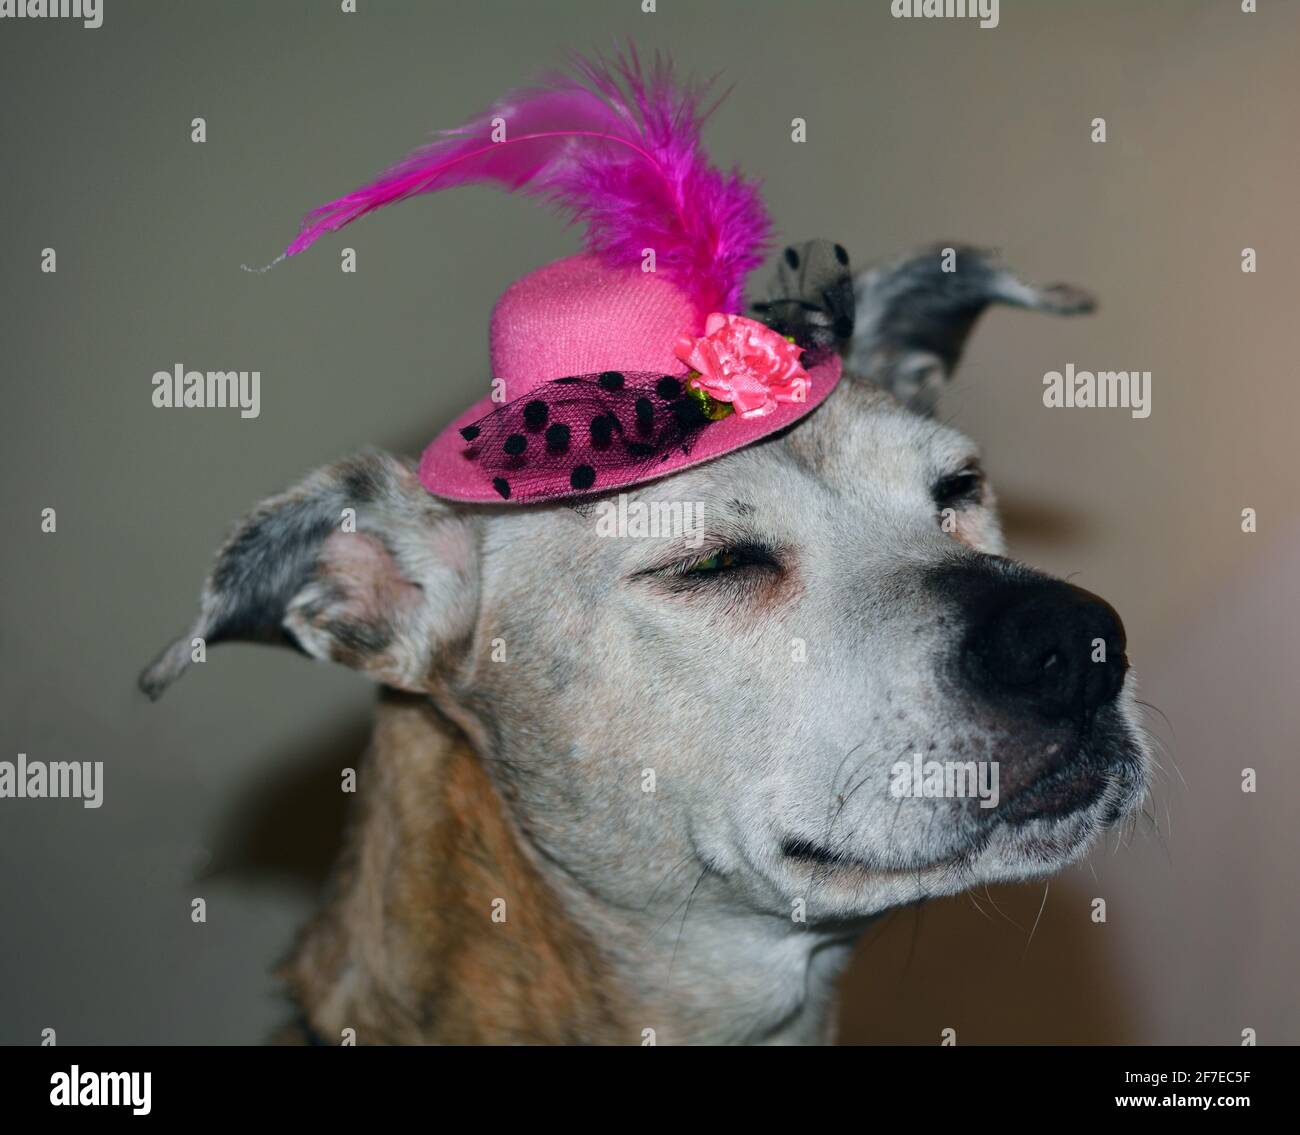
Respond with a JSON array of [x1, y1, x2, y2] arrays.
[[141, 244, 1150, 1045]]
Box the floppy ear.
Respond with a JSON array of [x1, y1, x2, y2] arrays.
[[139, 451, 479, 700], [847, 243, 1096, 414]]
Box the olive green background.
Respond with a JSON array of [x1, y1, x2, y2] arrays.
[[2, 0, 1297, 1044]]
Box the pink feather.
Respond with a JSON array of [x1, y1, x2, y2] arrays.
[[284, 48, 771, 315]]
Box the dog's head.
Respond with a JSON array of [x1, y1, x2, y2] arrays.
[[143, 246, 1149, 926]]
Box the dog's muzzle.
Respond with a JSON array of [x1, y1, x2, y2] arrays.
[[933, 560, 1138, 822]]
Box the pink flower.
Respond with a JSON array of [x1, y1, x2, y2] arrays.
[[673, 313, 811, 419]]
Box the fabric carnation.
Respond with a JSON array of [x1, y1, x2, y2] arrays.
[[674, 313, 811, 418]]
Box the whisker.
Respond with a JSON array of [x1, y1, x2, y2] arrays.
[[1024, 880, 1050, 957], [667, 866, 710, 988]]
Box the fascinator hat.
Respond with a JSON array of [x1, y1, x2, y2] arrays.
[[282, 49, 854, 503]]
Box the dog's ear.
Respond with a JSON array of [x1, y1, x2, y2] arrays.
[[847, 243, 1096, 414], [139, 451, 479, 700]]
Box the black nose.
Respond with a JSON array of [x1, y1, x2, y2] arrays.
[[960, 577, 1128, 721]]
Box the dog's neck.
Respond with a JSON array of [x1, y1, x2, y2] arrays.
[[284, 692, 855, 1045]]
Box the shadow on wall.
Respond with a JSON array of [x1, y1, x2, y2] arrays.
[[204, 716, 366, 888], [835, 881, 1138, 1045]]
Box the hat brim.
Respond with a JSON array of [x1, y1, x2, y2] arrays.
[[418, 355, 841, 504]]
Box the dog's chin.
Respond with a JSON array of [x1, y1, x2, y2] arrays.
[[962, 785, 1132, 885], [775, 732, 1149, 919]]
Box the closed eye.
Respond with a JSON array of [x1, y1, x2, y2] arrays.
[[670, 542, 781, 579], [931, 463, 984, 511], [644, 541, 785, 599]]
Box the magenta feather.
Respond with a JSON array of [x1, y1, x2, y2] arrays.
[[284, 49, 771, 315]]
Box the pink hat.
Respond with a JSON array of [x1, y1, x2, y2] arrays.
[[282, 50, 848, 503]]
